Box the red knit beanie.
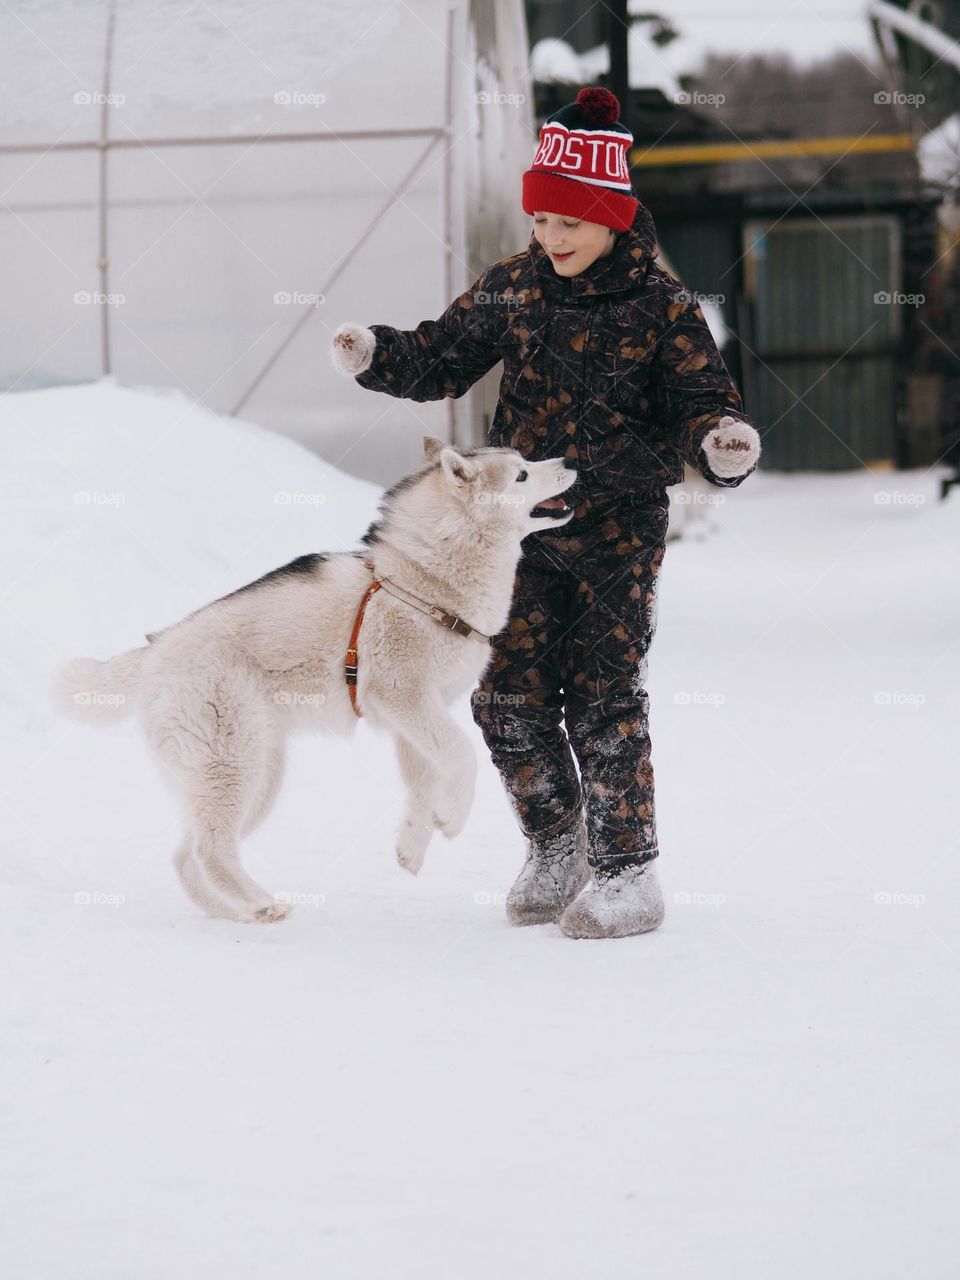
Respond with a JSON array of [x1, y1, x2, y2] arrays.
[[521, 86, 638, 232]]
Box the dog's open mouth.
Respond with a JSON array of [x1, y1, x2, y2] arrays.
[[531, 496, 574, 519]]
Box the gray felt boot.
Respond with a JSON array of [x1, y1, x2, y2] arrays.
[[505, 817, 591, 926], [559, 858, 665, 939]]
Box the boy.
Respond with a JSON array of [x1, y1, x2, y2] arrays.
[[331, 86, 760, 939]]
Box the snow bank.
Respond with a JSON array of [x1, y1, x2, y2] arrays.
[[0, 377, 381, 725]]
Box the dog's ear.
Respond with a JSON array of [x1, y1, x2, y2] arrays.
[[439, 446, 478, 487], [422, 435, 446, 462]]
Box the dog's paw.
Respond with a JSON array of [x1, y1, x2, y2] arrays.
[[432, 797, 470, 840], [251, 899, 293, 923], [396, 819, 430, 875], [432, 770, 475, 839], [396, 843, 426, 876], [330, 322, 376, 376]]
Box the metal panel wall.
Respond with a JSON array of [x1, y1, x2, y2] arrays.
[[743, 215, 902, 470]]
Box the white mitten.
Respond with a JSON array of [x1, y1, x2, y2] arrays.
[[701, 415, 761, 478], [330, 322, 377, 376]]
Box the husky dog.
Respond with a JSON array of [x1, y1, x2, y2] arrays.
[[54, 438, 577, 924]]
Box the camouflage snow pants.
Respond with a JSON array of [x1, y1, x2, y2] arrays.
[[471, 493, 670, 871]]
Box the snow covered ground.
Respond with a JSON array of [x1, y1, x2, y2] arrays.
[[2, 381, 958, 1278]]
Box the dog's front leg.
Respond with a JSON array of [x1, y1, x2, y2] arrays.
[[431, 727, 476, 841], [393, 733, 439, 875], [377, 697, 476, 874], [397, 709, 476, 842]]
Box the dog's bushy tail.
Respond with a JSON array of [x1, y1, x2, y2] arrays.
[[51, 646, 147, 725]]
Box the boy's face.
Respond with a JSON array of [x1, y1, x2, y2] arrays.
[[532, 211, 617, 276]]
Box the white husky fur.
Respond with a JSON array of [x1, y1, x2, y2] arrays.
[[53, 437, 577, 924]]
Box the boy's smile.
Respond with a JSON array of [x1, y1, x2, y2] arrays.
[[532, 211, 617, 276]]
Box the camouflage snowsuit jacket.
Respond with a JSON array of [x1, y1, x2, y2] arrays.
[[353, 200, 757, 508], [353, 203, 756, 868]]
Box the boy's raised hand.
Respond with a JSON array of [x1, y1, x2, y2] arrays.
[[701, 414, 761, 479], [331, 322, 376, 377]]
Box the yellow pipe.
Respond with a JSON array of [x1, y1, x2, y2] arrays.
[[631, 132, 915, 167]]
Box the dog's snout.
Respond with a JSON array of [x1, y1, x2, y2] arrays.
[[562, 458, 577, 471]]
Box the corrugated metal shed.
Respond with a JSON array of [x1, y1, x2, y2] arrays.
[[742, 215, 902, 469]]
